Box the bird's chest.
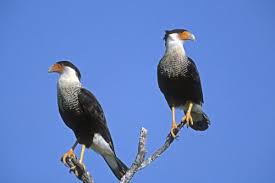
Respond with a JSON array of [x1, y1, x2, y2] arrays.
[[58, 87, 82, 114], [159, 54, 190, 78]]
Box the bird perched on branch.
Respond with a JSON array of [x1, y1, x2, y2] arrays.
[[157, 29, 210, 137], [48, 61, 128, 180]]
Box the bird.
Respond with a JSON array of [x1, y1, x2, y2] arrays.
[[157, 29, 210, 137], [48, 61, 128, 180]]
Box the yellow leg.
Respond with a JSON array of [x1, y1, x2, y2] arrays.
[[182, 102, 194, 127], [79, 145, 86, 170], [62, 141, 78, 164], [79, 144, 86, 164], [170, 106, 177, 138]]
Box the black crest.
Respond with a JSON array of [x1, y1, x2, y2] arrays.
[[57, 60, 81, 79], [163, 29, 188, 41]]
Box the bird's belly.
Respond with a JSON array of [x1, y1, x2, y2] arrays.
[[60, 111, 95, 147], [160, 77, 200, 107], [75, 129, 94, 147], [73, 119, 97, 147]]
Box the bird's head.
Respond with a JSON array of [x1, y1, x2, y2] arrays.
[[164, 29, 195, 45], [48, 61, 81, 81]]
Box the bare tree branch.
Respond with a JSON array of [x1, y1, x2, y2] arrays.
[[60, 121, 185, 183], [120, 127, 148, 183], [61, 155, 94, 183], [138, 121, 185, 170], [120, 121, 185, 183]]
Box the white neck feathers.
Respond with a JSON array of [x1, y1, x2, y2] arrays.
[[165, 33, 186, 56], [58, 67, 81, 88], [165, 40, 186, 56]]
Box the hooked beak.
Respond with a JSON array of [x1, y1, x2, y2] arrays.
[[189, 33, 196, 41], [179, 31, 196, 41], [48, 63, 63, 73]]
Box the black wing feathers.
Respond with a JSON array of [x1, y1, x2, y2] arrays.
[[187, 57, 204, 103], [78, 88, 114, 151]]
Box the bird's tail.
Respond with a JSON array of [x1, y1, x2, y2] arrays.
[[103, 154, 129, 180], [189, 111, 210, 131]]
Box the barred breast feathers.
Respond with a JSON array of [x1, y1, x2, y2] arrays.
[[159, 46, 190, 78], [57, 75, 82, 113]]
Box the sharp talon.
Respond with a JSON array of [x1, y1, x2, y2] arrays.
[[170, 121, 178, 138], [182, 111, 193, 127], [183, 102, 194, 127], [62, 149, 76, 165], [170, 129, 177, 138]]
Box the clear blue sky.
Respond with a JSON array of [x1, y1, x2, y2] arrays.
[[0, 0, 274, 182]]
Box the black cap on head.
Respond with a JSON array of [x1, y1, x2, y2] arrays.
[[57, 60, 81, 79], [163, 29, 188, 41]]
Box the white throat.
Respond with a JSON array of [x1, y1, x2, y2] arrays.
[[165, 34, 186, 56], [58, 67, 81, 88]]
